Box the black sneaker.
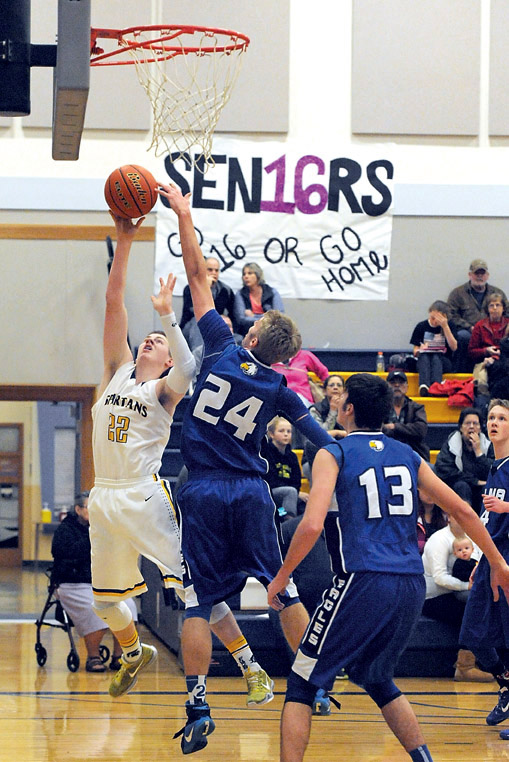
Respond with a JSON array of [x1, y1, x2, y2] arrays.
[[174, 701, 215, 754]]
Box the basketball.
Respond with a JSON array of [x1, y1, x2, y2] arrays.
[[104, 164, 158, 219]]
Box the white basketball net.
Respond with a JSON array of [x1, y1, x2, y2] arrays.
[[123, 27, 249, 172]]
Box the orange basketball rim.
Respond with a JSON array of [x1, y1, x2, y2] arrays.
[[89, 24, 250, 171]]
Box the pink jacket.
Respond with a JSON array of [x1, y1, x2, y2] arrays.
[[272, 350, 329, 404]]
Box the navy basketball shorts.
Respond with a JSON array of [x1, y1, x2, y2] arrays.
[[460, 550, 509, 650], [178, 475, 298, 608], [292, 571, 425, 690]]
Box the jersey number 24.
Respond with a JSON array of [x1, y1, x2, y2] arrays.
[[193, 374, 263, 441]]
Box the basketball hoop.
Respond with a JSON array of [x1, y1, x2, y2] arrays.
[[90, 25, 250, 172]]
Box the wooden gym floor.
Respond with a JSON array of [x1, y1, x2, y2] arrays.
[[1, 567, 509, 762]]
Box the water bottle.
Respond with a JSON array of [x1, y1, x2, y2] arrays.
[[41, 502, 52, 523], [376, 352, 385, 373]]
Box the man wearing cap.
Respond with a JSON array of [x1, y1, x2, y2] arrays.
[[447, 259, 507, 372], [382, 370, 430, 460]]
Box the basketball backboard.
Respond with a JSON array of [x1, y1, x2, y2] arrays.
[[0, 0, 90, 161], [52, 0, 91, 160]]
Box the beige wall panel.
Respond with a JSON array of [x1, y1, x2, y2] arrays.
[[352, 0, 480, 136], [0, 234, 154, 386], [165, 0, 289, 133], [489, 0, 509, 136]]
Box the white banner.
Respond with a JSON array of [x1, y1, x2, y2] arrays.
[[155, 137, 394, 301]]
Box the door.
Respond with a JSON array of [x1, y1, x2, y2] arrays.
[[0, 424, 23, 565]]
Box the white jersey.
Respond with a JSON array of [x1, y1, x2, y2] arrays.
[[92, 361, 173, 481]]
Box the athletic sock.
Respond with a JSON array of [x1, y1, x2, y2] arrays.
[[117, 631, 141, 663], [495, 667, 509, 689], [226, 635, 261, 675], [186, 675, 207, 705], [409, 745, 433, 761]]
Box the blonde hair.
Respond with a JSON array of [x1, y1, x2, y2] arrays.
[[267, 416, 290, 436], [452, 535, 473, 556], [254, 310, 302, 365]]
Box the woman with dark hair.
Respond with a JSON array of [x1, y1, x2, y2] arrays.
[[309, 375, 347, 439], [304, 376, 347, 479], [434, 407, 495, 514], [233, 262, 285, 336], [410, 299, 459, 396]]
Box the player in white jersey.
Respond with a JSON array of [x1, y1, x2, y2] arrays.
[[90, 213, 276, 703]]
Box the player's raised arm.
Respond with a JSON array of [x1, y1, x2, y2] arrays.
[[157, 183, 214, 321], [98, 213, 145, 397], [152, 273, 196, 414]]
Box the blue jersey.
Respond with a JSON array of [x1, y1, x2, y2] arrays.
[[323, 432, 423, 574], [181, 310, 332, 477], [481, 456, 509, 545]]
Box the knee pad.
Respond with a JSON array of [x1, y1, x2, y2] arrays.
[[285, 670, 317, 708], [209, 601, 230, 625], [364, 680, 402, 709], [92, 599, 133, 631]]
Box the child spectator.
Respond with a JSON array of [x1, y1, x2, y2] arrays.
[[261, 417, 308, 517], [410, 300, 458, 396], [468, 292, 509, 397], [451, 536, 477, 583]]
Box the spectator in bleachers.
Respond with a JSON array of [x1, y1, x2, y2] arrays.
[[468, 291, 509, 397], [308, 375, 347, 438], [304, 375, 347, 479], [272, 348, 329, 408], [434, 407, 494, 515], [418, 490, 448, 542], [180, 256, 235, 350], [410, 300, 458, 397], [447, 259, 507, 372], [261, 417, 308, 518], [421, 515, 493, 682], [51, 492, 138, 672], [233, 262, 284, 337], [382, 370, 430, 460], [451, 536, 477, 584]]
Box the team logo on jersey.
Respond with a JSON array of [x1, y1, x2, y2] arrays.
[[369, 439, 384, 452], [240, 362, 258, 376]]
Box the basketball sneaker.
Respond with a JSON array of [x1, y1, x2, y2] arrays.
[[245, 667, 274, 707], [500, 727, 509, 740], [108, 644, 157, 698], [174, 701, 215, 755], [486, 688, 509, 725]]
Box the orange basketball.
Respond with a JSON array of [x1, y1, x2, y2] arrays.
[[104, 164, 158, 219]]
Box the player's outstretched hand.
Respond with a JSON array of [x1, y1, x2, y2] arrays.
[[267, 572, 289, 611], [157, 182, 192, 215], [151, 274, 176, 316], [109, 211, 145, 240]]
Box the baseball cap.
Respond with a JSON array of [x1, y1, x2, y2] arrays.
[[469, 258, 488, 273], [387, 370, 407, 383]]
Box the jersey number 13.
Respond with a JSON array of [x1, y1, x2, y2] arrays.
[[358, 465, 414, 518]]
